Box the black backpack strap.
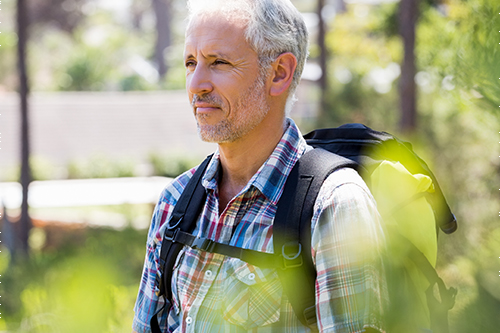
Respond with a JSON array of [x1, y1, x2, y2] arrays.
[[150, 154, 212, 332], [404, 237, 457, 333], [273, 148, 358, 328], [160, 228, 281, 268]]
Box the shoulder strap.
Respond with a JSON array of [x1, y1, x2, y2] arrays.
[[157, 154, 212, 299], [151, 154, 212, 332], [273, 148, 358, 328]]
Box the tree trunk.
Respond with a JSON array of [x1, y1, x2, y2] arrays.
[[152, 0, 172, 80], [398, 0, 419, 133], [131, 0, 145, 31], [317, 0, 328, 124], [1, 206, 17, 263], [17, 0, 32, 257], [334, 0, 347, 14]]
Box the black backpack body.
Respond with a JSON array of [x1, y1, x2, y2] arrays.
[[150, 123, 457, 333]]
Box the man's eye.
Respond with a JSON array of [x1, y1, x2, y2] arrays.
[[213, 60, 229, 66], [185, 61, 196, 68]]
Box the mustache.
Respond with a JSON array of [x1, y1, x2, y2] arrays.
[[191, 94, 223, 108]]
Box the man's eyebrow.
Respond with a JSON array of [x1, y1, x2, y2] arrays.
[[206, 52, 231, 59], [184, 51, 232, 60]]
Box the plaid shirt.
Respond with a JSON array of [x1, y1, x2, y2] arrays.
[[133, 119, 387, 333]]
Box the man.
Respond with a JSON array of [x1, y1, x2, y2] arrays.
[[133, 0, 387, 332]]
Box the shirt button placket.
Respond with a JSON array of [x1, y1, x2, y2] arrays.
[[185, 315, 193, 330]]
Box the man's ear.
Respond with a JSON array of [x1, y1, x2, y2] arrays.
[[269, 52, 297, 97]]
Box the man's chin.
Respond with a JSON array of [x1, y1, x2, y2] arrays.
[[197, 124, 233, 143]]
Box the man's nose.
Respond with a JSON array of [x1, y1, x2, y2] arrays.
[[187, 65, 213, 96]]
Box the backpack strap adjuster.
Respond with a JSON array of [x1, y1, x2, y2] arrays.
[[164, 227, 179, 243], [281, 242, 303, 269], [303, 305, 317, 327], [191, 237, 216, 252], [165, 227, 216, 253]]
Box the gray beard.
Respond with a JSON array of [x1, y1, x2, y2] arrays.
[[196, 75, 270, 143]]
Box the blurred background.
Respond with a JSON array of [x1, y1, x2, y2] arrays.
[[0, 0, 499, 331]]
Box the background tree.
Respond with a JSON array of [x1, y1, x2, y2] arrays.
[[151, 0, 172, 80], [17, 0, 32, 259], [398, 0, 419, 133], [316, 0, 328, 123]]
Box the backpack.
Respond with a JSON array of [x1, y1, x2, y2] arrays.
[[151, 123, 457, 333]]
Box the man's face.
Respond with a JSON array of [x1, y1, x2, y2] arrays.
[[184, 14, 270, 143]]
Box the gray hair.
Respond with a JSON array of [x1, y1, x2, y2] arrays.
[[186, 0, 309, 115]]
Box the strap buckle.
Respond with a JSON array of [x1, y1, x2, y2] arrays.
[[191, 237, 216, 252], [164, 228, 179, 243], [303, 305, 317, 327], [281, 241, 303, 269]]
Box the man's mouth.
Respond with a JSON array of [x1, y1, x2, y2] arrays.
[[194, 102, 221, 114]]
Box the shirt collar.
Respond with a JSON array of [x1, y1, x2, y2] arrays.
[[201, 118, 308, 206]]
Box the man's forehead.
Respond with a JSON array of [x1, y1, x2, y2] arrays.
[[187, 11, 247, 35], [184, 14, 251, 57]]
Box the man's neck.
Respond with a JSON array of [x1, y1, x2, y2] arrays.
[[217, 116, 287, 213]]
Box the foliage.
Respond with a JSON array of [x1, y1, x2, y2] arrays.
[[0, 0, 17, 90], [320, 4, 402, 129], [0, 0, 178, 92], [447, 0, 500, 110], [415, 0, 500, 112], [2, 153, 198, 181], [1, 156, 66, 182], [148, 152, 199, 178], [59, 45, 113, 91], [49, 14, 158, 92], [0, 226, 146, 332], [67, 155, 136, 179], [321, 2, 500, 331]]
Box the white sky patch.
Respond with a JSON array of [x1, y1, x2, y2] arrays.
[[96, 0, 132, 24], [441, 75, 455, 91], [334, 67, 353, 84], [96, 0, 132, 12], [128, 56, 160, 83], [302, 12, 319, 32], [415, 71, 436, 93], [302, 63, 323, 81], [364, 62, 401, 94], [353, 5, 370, 18], [83, 26, 110, 46]]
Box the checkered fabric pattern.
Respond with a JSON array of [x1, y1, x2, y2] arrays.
[[133, 118, 387, 333]]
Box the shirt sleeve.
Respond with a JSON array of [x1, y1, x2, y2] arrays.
[[132, 198, 169, 333], [312, 168, 387, 333]]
